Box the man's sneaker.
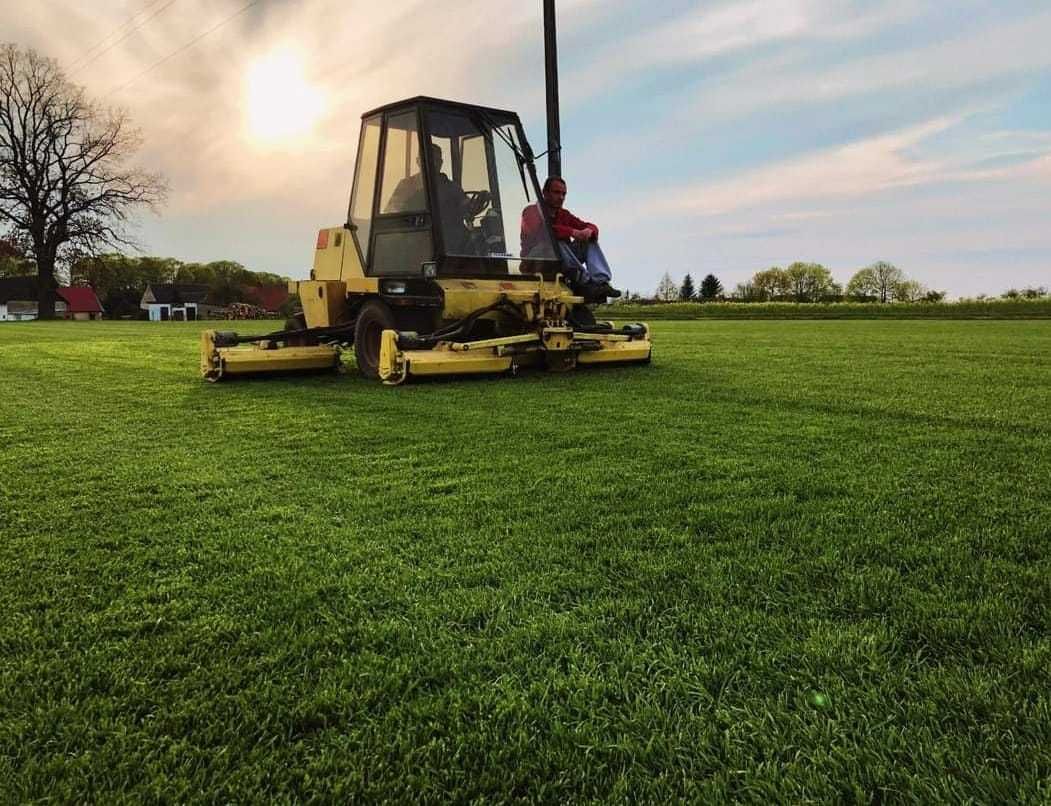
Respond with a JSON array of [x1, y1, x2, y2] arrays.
[[605, 286, 623, 298]]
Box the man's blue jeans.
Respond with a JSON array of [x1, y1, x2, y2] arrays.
[[558, 241, 612, 286]]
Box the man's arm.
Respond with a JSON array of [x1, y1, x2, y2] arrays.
[[521, 205, 543, 255], [387, 175, 420, 213], [555, 208, 599, 241]]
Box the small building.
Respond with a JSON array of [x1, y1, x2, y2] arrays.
[[57, 287, 105, 320], [0, 276, 67, 321], [141, 284, 210, 321]]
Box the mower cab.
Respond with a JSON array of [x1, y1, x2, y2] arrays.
[[349, 97, 562, 279]]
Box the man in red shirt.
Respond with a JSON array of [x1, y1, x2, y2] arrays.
[[521, 177, 621, 300]]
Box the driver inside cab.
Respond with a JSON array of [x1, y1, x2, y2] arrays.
[[387, 143, 490, 254]]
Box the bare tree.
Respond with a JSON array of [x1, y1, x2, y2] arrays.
[[0, 44, 166, 318], [655, 271, 678, 301]]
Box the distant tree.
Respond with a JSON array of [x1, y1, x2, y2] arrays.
[[751, 266, 791, 300], [922, 290, 946, 303], [204, 260, 251, 306], [655, 272, 678, 301], [847, 261, 906, 303], [70, 253, 169, 318], [733, 281, 761, 301], [0, 45, 167, 318], [1004, 285, 1051, 299], [699, 273, 724, 300], [679, 273, 695, 301], [893, 279, 926, 302], [785, 262, 839, 302], [0, 237, 34, 277], [735, 281, 760, 298]]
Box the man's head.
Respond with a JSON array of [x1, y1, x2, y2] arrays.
[[418, 143, 444, 173], [543, 176, 567, 210], [429, 143, 444, 170]]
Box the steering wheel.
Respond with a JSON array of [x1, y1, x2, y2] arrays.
[[464, 190, 492, 220]]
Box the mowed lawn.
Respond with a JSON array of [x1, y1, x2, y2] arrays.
[[1, 320, 1049, 802]]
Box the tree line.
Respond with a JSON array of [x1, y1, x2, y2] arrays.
[[69, 253, 289, 319], [0, 244, 290, 318], [641, 262, 955, 303]]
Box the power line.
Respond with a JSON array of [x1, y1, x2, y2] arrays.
[[74, 0, 181, 74], [108, 0, 261, 96], [69, 0, 172, 70]]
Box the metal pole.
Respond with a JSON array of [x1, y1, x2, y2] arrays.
[[543, 0, 561, 179]]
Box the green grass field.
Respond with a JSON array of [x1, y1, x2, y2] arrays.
[[2, 320, 1049, 802]]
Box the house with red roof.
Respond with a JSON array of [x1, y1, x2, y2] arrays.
[[0, 276, 48, 321], [0, 276, 104, 321], [58, 287, 105, 320]]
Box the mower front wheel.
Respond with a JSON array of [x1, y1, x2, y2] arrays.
[[282, 312, 316, 347], [354, 299, 396, 379]]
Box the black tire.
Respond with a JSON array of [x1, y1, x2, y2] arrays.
[[282, 312, 316, 347], [354, 299, 396, 379], [284, 312, 307, 331]]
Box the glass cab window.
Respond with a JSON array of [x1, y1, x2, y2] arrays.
[[381, 111, 426, 213], [372, 110, 434, 275], [425, 110, 558, 274], [491, 123, 557, 264], [348, 116, 381, 255]]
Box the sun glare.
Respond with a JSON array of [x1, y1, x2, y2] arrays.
[[245, 48, 325, 145]]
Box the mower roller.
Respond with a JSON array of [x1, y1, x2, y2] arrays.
[[200, 97, 651, 384]]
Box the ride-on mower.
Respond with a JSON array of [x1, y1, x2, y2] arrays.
[[200, 96, 652, 384]]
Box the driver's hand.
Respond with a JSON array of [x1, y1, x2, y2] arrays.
[[466, 191, 489, 216]]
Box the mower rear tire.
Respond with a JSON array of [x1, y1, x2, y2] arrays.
[[354, 299, 396, 379], [283, 312, 316, 347]]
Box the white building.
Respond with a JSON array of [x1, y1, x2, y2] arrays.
[[0, 276, 68, 321], [140, 284, 210, 321]]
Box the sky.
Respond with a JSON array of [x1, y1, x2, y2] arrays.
[[4, 0, 1050, 298]]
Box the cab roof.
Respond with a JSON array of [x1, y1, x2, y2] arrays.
[[361, 96, 520, 121]]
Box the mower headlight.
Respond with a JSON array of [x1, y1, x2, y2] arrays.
[[384, 281, 407, 295], [421, 262, 437, 279]]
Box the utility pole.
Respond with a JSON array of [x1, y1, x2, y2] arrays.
[[543, 0, 561, 179]]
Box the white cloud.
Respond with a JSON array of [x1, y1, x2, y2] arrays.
[[565, 0, 921, 103], [652, 117, 959, 217], [685, 8, 1051, 123]]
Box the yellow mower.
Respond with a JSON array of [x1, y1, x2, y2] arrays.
[[200, 97, 651, 384]]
